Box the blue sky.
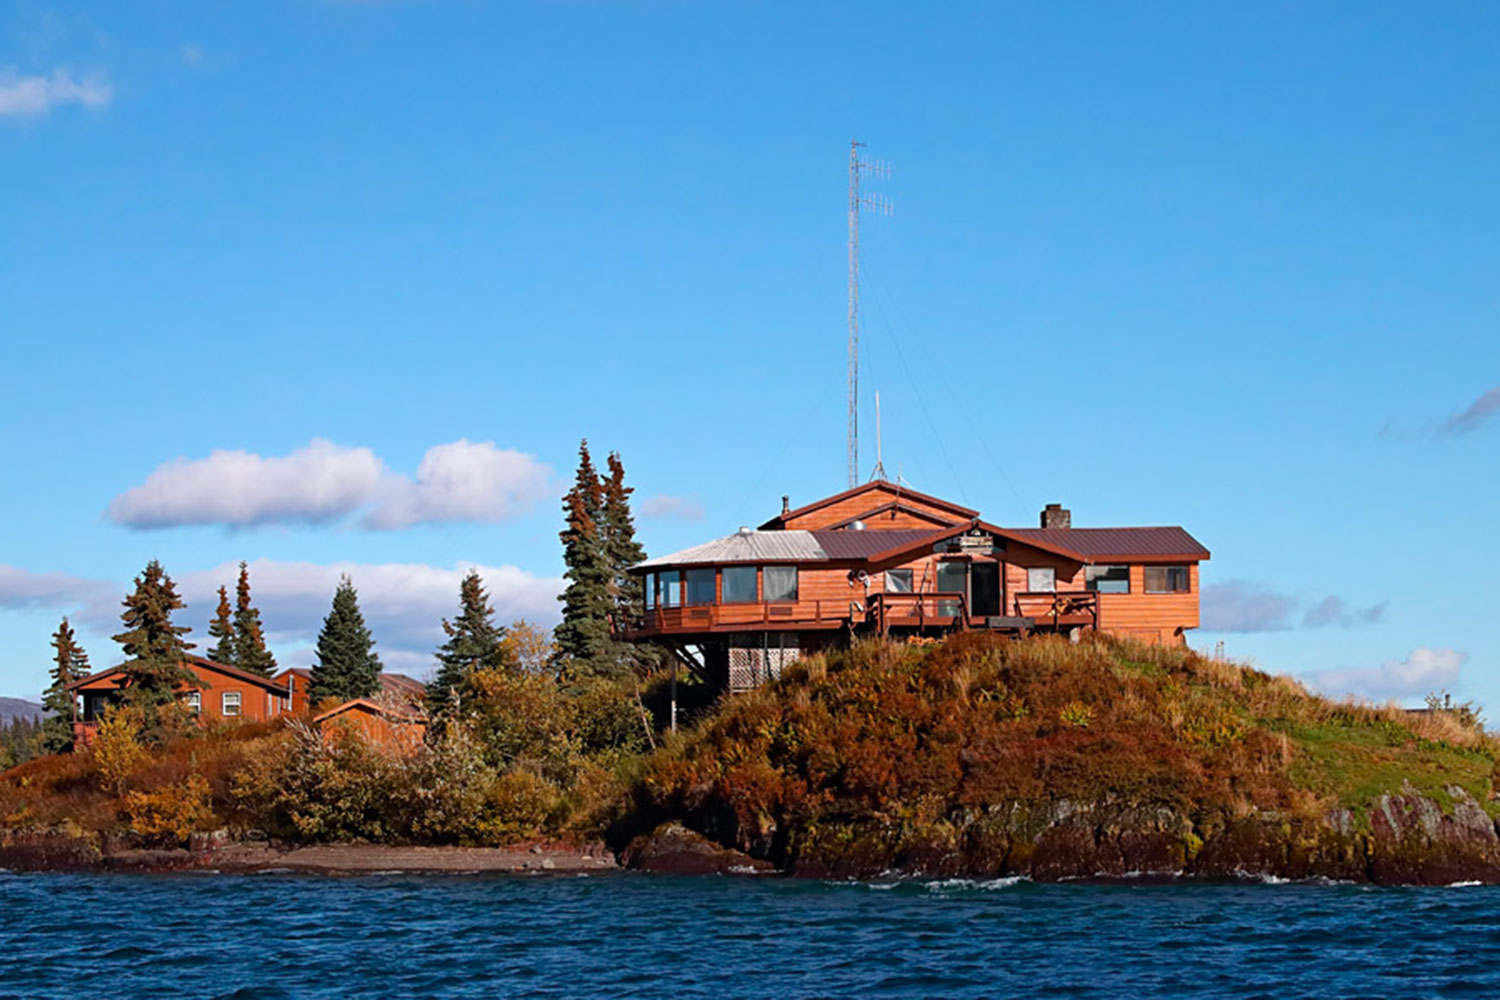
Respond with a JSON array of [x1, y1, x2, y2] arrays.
[[1, 1, 1496, 706]]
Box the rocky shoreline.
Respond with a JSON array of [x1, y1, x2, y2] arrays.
[[0, 834, 618, 876], [619, 783, 1500, 886]]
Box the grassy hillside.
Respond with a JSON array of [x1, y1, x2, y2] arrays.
[[628, 634, 1497, 878]]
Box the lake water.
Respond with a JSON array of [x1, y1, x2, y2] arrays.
[[1, 871, 1496, 998]]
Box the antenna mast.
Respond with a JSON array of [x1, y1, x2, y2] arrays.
[[848, 140, 890, 488], [871, 390, 888, 481]]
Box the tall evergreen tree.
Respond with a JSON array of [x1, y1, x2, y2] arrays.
[[232, 562, 277, 676], [554, 440, 614, 677], [429, 570, 510, 714], [307, 575, 382, 705], [206, 586, 236, 665], [600, 451, 652, 673], [112, 560, 197, 712], [41, 617, 89, 753]]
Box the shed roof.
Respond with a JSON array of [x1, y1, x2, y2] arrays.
[[67, 655, 292, 694]]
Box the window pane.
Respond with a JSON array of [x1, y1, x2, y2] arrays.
[[723, 566, 758, 602], [936, 562, 967, 594], [644, 574, 655, 609], [764, 566, 798, 602], [661, 573, 682, 607], [685, 569, 716, 605], [1086, 565, 1130, 594], [885, 569, 913, 593], [1144, 566, 1188, 593], [222, 692, 241, 717], [1027, 567, 1056, 592]]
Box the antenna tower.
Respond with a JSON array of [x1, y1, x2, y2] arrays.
[[848, 140, 891, 488]]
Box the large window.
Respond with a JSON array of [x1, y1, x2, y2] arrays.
[[658, 572, 682, 607], [685, 568, 716, 605], [722, 566, 758, 603], [1085, 565, 1130, 594], [222, 691, 242, 717], [763, 566, 798, 602], [936, 562, 967, 616], [1027, 567, 1056, 593], [885, 568, 913, 593], [1144, 565, 1190, 594]]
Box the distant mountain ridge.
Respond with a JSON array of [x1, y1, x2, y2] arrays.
[[0, 698, 45, 724]]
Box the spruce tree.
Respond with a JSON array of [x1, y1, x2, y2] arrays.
[[232, 562, 277, 676], [206, 586, 236, 665], [600, 451, 651, 674], [554, 440, 614, 677], [41, 617, 89, 753], [429, 570, 510, 714], [112, 560, 198, 712], [307, 575, 383, 705]]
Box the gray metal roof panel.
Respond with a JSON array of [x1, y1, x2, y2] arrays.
[[633, 530, 829, 570]]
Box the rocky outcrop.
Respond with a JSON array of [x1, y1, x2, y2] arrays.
[[621, 822, 775, 876], [655, 789, 1500, 886]]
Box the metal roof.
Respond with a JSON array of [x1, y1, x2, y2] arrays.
[[633, 528, 946, 570], [1000, 526, 1210, 562]]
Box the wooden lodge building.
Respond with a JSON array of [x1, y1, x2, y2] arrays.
[[620, 481, 1209, 691], [65, 656, 427, 748]]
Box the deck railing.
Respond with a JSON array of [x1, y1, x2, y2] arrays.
[[868, 591, 971, 636], [626, 600, 840, 636], [1012, 590, 1099, 631]]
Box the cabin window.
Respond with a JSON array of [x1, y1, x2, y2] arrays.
[[1027, 567, 1056, 593], [1144, 565, 1190, 594], [644, 575, 655, 610], [659, 572, 682, 607], [1085, 565, 1130, 594], [936, 562, 967, 616], [685, 569, 716, 605], [222, 691, 242, 717], [763, 566, 798, 602], [885, 569, 913, 593], [186, 691, 201, 714], [722, 566, 758, 603]]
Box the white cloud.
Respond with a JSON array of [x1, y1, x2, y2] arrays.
[[364, 439, 552, 530], [0, 69, 111, 117], [1201, 580, 1385, 633], [1308, 647, 1468, 702], [1301, 595, 1386, 629], [1201, 581, 1299, 633], [107, 439, 384, 529], [178, 559, 562, 672], [638, 493, 705, 522], [0, 565, 112, 612], [106, 438, 551, 531]]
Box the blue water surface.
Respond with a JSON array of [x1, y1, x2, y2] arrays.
[[1, 870, 1494, 999]]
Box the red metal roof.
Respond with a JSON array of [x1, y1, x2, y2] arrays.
[[68, 655, 291, 694], [812, 528, 948, 560], [1000, 526, 1210, 562]]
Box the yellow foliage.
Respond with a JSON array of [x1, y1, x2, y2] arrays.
[[125, 774, 214, 845], [94, 708, 148, 794]]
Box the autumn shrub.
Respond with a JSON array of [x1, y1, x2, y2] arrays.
[[232, 722, 403, 841], [124, 774, 214, 845], [93, 707, 149, 794]]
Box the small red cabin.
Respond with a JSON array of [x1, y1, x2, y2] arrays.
[[65, 655, 295, 747], [620, 482, 1210, 691]]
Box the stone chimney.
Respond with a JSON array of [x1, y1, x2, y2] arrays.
[[1040, 503, 1071, 529], [781, 495, 790, 516]]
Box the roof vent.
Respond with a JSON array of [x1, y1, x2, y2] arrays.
[[849, 519, 866, 531], [1041, 503, 1071, 530], [737, 525, 753, 536]]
